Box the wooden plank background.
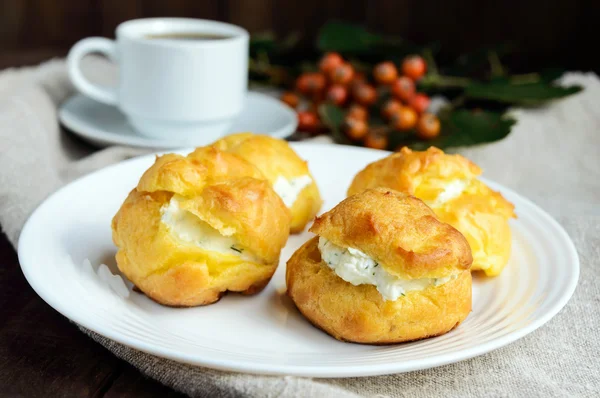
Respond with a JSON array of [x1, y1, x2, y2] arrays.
[[0, 0, 598, 71]]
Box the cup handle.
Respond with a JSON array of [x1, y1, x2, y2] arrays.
[[67, 37, 118, 105]]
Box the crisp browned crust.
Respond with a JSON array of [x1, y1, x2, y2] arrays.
[[137, 146, 265, 196], [347, 147, 482, 198], [286, 237, 472, 344], [111, 147, 290, 307], [209, 133, 322, 233], [347, 146, 515, 276], [310, 188, 472, 279]]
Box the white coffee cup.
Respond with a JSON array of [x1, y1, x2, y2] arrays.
[[67, 18, 249, 140]]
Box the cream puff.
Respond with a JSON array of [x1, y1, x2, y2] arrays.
[[286, 188, 472, 344], [208, 133, 322, 233], [347, 147, 516, 276], [111, 147, 290, 307]]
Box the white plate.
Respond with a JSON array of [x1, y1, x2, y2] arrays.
[[59, 92, 297, 149], [18, 143, 579, 377]]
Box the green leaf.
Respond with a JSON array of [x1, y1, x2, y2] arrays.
[[318, 103, 352, 145], [250, 31, 301, 59], [316, 22, 414, 57], [539, 68, 566, 83], [249, 32, 276, 54], [317, 22, 384, 53], [395, 109, 516, 151], [465, 81, 582, 105], [438, 109, 516, 148], [444, 44, 515, 77]]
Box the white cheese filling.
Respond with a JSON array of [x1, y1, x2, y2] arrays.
[[161, 195, 255, 260], [318, 237, 456, 301], [427, 179, 469, 208], [272, 175, 313, 208]]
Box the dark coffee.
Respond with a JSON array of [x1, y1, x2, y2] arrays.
[[145, 33, 230, 41]]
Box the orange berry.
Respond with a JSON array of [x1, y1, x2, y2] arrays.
[[381, 100, 403, 119], [280, 91, 299, 109], [326, 84, 348, 106], [352, 83, 377, 107], [328, 63, 354, 85], [390, 106, 418, 131], [409, 93, 431, 114], [391, 76, 416, 102], [349, 72, 367, 91], [297, 111, 319, 133], [364, 132, 388, 150], [347, 104, 368, 121], [296, 72, 326, 95], [416, 113, 441, 139], [344, 117, 368, 140], [319, 52, 344, 74], [402, 55, 427, 81], [373, 61, 398, 85]]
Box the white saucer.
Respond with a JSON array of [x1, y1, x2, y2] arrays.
[[59, 92, 297, 149]]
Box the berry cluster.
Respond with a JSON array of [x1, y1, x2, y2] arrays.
[[281, 53, 441, 150]]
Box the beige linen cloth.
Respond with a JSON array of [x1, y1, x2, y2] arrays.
[[0, 58, 598, 398]]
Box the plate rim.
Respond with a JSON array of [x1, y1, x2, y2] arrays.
[[17, 143, 580, 377], [58, 91, 297, 149]]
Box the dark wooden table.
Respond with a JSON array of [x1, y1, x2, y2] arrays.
[[0, 50, 185, 397], [0, 233, 185, 397]]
